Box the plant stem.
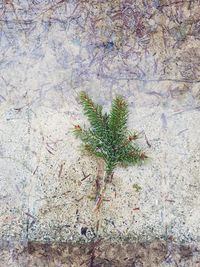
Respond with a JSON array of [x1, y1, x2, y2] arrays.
[[94, 173, 111, 211]]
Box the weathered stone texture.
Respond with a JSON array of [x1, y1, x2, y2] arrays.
[[0, 0, 200, 265]]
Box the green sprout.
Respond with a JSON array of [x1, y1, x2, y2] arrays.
[[132, 183, 142, 192], [73, 91, 148, 209]]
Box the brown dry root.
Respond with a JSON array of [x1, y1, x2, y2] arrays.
[[94, 193, 104, 211]]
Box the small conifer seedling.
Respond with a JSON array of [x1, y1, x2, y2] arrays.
[[73, 91, 148, 209]]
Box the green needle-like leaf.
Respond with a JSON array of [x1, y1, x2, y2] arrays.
[[73, 92, 148, 175]]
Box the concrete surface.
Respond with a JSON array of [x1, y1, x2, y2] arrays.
[[0, 0, 200, 265]]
